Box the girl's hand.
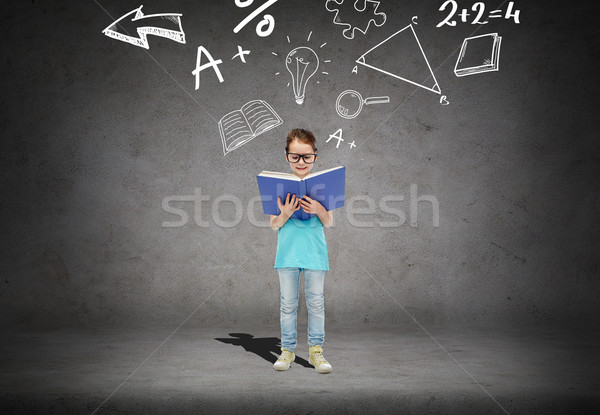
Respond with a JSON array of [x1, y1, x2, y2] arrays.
[[299, 195, 325, 215], [278, 193, 301, 218]]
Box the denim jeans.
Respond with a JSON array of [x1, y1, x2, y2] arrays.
[[277, 267, 325, 351]]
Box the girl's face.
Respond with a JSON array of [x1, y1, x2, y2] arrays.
[[286, 139, 316, 179]]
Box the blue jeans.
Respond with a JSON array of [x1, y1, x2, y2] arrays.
[[277, 267, 325, 351]]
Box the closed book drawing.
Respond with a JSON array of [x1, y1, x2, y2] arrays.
[[218, 100, 283, 155], [454, 33, 502, 77], [257, 166, 345, 220]]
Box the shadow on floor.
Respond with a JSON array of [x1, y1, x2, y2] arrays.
[[215, 333, 312, 368]]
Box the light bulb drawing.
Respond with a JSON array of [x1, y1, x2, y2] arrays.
[[273, 31, 331, 106], [285, 46, 319, 105]]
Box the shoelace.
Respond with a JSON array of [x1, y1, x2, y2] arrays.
[[279, 351, 293, 361], [312, 352, 328, 366]]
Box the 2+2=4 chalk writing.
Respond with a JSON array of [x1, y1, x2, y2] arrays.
[[436, 1, 521, 27]]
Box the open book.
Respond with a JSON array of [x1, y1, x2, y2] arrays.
[[257, 166, 345, 220], [218, 100, 283, 155]]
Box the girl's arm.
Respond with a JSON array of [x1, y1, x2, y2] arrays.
[[316, 209, 334, 228], [270, 213, 289, 230]]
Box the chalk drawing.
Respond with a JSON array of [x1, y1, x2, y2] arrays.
[[232, 45, 251, 63], [356, 24, 442, 95], [326, 129, 357, 149], [336, 90, 389, 119], [436, 1, 520, 27], [274, 33, 331, 103], [454, 33, 502, 77], [102, 5, 185, 49], [325, 0, 386, 40], [218, 100, 283, 155], [285, 46, 319, 105], [326, 129, 345, 148], [233, 0, 279, 37], [192, 46, 224, 89]]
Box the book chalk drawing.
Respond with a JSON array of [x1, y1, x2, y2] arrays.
[[218, 100, 283, 155], [454, 33, 502, 77]]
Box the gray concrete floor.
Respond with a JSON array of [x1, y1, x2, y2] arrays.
[[1, 322, 598, 414]]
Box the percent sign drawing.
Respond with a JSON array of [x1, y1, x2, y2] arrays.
[[233, 0, 279, 37]]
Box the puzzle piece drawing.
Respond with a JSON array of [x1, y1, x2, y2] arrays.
[[325, 0, 386, 40]]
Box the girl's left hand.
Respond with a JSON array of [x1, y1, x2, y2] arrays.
[[299, 195, 324, 214]]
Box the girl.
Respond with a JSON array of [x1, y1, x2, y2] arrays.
[[270, 128, 333, 374]]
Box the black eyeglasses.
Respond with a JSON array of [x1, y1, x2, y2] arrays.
[[286, 152, 317, 164]]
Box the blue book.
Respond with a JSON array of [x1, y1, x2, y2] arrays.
[[257, 166, 345, 220]]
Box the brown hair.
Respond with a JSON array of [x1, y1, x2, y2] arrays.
[[286, 128, 317, 152]]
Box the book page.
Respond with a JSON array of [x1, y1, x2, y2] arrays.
[[219, 110, 252, 148], [257, 171, 301, 181], [305, 166, 344, 179], [242, 100, 282, 135]]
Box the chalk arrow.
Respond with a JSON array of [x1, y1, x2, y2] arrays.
[[102, 5, 186, 49]]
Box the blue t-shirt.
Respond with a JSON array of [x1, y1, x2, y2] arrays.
[[274, 216, 329, 270]]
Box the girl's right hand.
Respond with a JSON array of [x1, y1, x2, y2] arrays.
[[278, 193, 301, 218]]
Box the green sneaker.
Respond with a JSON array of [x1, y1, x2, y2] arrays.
[[273, 348, 295, 371], [309, 345, 332, 374]]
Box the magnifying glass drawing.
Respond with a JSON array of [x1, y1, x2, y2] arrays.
[[335, 90, 390, 119]]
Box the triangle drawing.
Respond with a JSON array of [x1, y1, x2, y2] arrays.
[[356, 24, 441, 95]]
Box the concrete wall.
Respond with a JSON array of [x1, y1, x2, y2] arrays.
[[1, 0, 598, 328]]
